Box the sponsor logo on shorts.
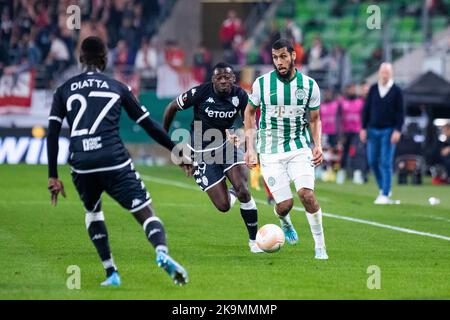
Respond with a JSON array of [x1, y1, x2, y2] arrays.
[[132, 198, 143, 208], [202, 176, 209, 186]]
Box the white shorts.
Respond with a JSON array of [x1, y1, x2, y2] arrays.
[[260, 148, 315, 203]]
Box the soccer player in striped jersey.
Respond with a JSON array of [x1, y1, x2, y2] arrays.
[[244, 38, 328, 259]]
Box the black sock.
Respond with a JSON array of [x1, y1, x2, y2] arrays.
[[143, 217, 168, 253], [240, 209, 258, 240], [86, 218, 117, 277]]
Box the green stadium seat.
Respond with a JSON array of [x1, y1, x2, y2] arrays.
[[338, 16, 355, 32], [397, 17, 417, 32], [411, 32, 424, 43], [431, 17, 449, 33], [395, 31, 413, 43], [303, 32, 318, 48], [277, 0, 296, 18], [247, 49, 260, 65]]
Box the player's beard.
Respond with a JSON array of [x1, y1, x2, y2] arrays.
[[274, 59, 295, 80]]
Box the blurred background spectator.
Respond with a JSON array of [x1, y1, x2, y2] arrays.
[[135, 37, 158, 78], [192, 42, 212, 83], [219, 9, 244, 50], [337, 83, 364, 184]]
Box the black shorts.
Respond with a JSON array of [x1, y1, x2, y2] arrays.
[[192, 142, 245, 191], [71, 161, 151, 213]]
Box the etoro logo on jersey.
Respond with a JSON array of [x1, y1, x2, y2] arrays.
[[204, 107, 237, 119]]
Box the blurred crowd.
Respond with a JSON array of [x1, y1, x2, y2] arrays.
[[0, 3, 355, 91], [318, 82, 370, 184], [0, 0, 169, 85], [218, 11, 353, 92]]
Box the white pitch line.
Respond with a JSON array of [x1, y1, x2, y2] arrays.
[[142, 175, 450, 242]]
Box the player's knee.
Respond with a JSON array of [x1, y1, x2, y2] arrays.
[[215, 201, 231, 213], [299, 188, 316, 207], [235, 184, 251, 203], [276, 199, 293, 216]]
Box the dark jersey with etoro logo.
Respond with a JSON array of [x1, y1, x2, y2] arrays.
[[49, 71, 150, 172], [176, 82, 248, 151]]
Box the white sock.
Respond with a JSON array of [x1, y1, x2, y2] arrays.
[[229, 190, 237, 207], [273, 206, 292, 225], [305, 208, 325, 249], [240, 198, 257, 210]]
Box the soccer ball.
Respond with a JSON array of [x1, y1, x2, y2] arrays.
[[256, 224, 285, 253]]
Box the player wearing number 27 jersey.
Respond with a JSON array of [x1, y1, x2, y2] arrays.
[[49, 71, 148, 172], [47, 37, 189, 287]]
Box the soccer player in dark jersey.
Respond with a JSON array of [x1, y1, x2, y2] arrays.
[[163, 62, 263, 253], [46, 37, 190, 286]]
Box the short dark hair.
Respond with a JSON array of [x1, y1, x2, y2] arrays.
[[80, 36, 107, 71], [272, 38, 295, 53], [213, 62, 233, 72]]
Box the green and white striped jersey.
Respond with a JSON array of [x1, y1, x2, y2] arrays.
[[248, 69, 320, 154]]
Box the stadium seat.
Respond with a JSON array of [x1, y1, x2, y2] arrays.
[[431, 17, 449, 33]]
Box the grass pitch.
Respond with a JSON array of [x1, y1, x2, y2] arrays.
[[0, 164, 449, 299]]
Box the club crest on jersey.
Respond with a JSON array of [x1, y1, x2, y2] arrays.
[[295, 88, 307, 100], [232, 96, 239, 107]]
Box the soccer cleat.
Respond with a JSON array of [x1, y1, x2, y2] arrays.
[[374, 195, 401, 205], [156, 251, 189, 286], [280, 222, 299, 245], [314, 247, 329, 260], [248, 240, 264, 253], [100, 271, 121, 287]]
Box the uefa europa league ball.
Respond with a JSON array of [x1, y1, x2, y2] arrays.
[[256, 224, 285, 253]]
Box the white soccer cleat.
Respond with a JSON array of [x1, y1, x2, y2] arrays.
[[249, 240, 264, 253], [374, 195, 401, 205], [314, 247, 328, 260]]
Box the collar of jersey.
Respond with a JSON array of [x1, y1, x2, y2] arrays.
[[275, 69, 298, 83]]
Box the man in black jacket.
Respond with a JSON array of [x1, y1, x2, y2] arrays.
[[360, 63, 404, 204]]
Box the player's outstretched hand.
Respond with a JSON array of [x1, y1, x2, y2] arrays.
[[180, 163, 193, 177], [245, 150, 258, 169], [48, 178, 66, 206], [225, 129, 240, 147], [312, 145, 323, 167]]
